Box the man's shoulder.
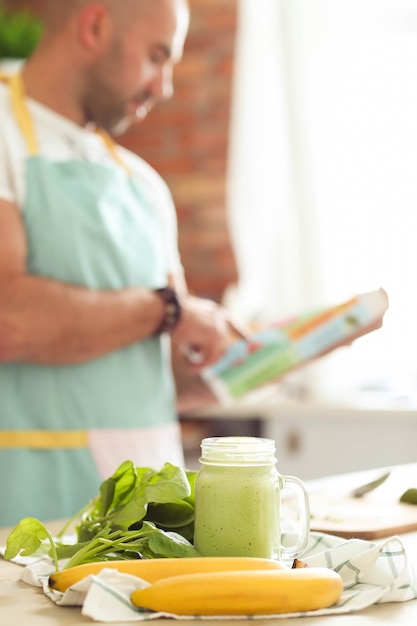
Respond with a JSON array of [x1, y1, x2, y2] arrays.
[[118, 144, 170, 192]]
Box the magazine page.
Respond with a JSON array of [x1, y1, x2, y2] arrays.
[[201, 288, 389, 404]]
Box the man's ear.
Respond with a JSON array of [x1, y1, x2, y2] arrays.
[[76, 3, 113, 54]]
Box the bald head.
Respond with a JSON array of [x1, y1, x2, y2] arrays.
[[39, 0, 91, 29], [40, 0, 189, 33]]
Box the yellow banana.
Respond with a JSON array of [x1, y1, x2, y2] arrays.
[[130, 567, 343, 615], [48, 556, 285, 593]]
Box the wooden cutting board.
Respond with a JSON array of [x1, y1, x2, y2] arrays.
[[309, 493, 417, 539]]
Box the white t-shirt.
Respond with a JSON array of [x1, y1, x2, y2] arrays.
[[0, 81, 183, 275]]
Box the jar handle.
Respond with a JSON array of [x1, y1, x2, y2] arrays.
[[279, 475, 310, 562]]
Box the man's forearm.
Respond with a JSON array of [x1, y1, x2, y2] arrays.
[[0, 274, 165, 365]]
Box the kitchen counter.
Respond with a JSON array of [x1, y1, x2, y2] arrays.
[[1, 464, 417, 625]]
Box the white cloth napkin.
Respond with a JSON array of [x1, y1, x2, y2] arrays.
[[9, 532, 417, 622]]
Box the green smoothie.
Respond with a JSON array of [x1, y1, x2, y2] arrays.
[[194, 463, 281, 558]]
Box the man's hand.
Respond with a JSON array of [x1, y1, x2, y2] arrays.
[[171, 295, 250, 370]]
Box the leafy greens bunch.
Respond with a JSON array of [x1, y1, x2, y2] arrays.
[[5, 460, 200, 571], [0, 8, 43, 59]]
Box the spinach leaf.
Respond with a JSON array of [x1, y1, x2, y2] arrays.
[[139, 522, 200, 559], [138, 463, 191, 505], [145, 501, 195, 529], [97, 459, 137, 517], [4, 517, 59, 571], [96, 463, 192, 530], [184, 470, 198, 506]]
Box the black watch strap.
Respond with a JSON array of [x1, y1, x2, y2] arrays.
[[153, 286, 182, 335]]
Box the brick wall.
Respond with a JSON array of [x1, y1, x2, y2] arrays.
[[120, 0, 238, 303]]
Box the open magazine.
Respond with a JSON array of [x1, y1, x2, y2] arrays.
[[201, 288, 389, 403]]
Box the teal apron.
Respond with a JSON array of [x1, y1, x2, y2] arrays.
[[0, 74, 177, 526]]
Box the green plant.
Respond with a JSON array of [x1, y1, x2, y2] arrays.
[[0, 7, 43, 59]]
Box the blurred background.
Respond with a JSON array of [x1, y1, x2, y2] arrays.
[[2, 0, 417, 477], [122, 0, 417, 412]]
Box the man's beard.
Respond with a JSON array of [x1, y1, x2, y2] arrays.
[[82, 88, 126, 133], [83, 84, 153, 134]]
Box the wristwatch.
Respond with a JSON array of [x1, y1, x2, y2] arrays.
[[153, 286, 182, 335]]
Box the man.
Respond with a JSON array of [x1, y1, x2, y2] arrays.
[[0, 0, 240, 525]]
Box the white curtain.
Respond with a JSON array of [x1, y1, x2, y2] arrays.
[[225, 0, 314, 325], [226, 0, 417, 406]]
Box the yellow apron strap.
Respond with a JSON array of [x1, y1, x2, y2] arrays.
[[96, 128, 131, 175], [0, 430, 89, 450], [1, 72, 129, 170], [1, 72, 39, 155]]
